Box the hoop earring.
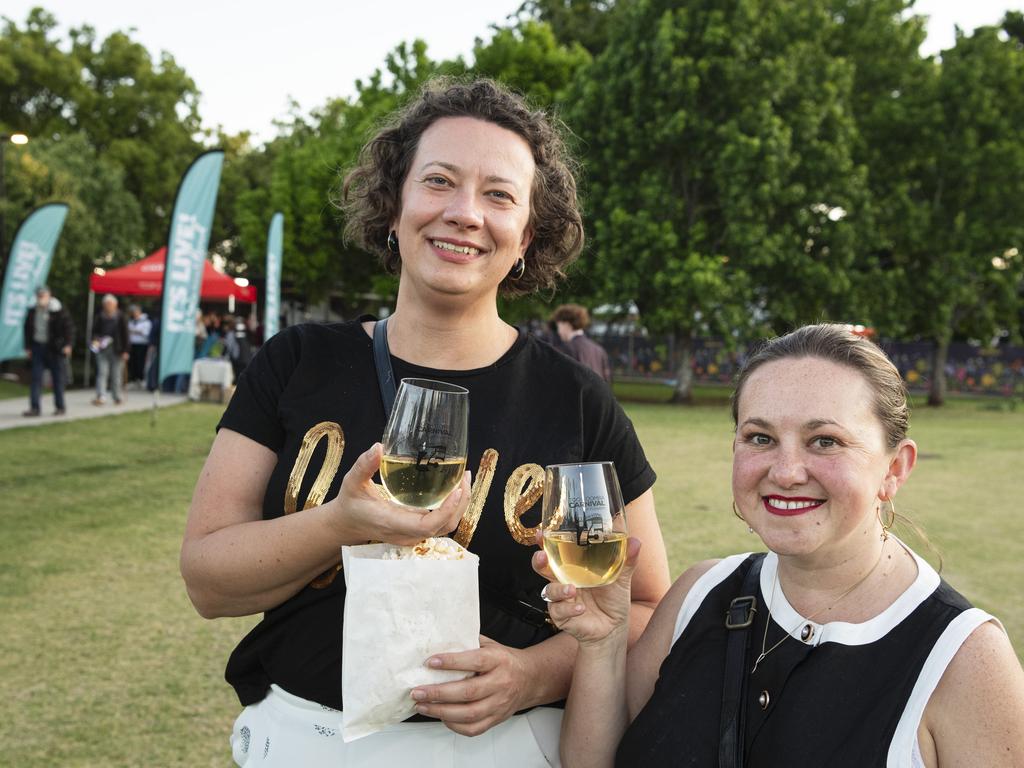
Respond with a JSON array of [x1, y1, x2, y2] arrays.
[[878, 497, 896, 541], [733, 502, 753, 534], [386, 230, 400, 254], [508, 257, 525, 281]]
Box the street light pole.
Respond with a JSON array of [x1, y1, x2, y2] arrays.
[[0, 132, 30, 277]]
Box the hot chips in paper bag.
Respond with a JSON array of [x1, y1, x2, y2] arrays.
[[340, 537, 480, 741]]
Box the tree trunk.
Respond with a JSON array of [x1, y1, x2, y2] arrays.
[[927, 335, 949, 406], [669, 333, 694, 404]]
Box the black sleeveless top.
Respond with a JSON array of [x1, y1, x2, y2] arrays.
[[616, 550, 989, 767]]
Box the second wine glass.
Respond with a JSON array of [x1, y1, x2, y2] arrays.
[[541, 462, 628, 588], [380, 378, 469, 509]]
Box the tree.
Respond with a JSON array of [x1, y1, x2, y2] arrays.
[[890, 24, 1024, 404], [68, 26, 203, 247], [821, 0, 932, 330], [0, 8, 204, 251], [471, 20, 590, 108], [517, 0, 616, 56], [570, 0, 866, 401], [6, 133, 144, 342], [0, 8, 84, 141]]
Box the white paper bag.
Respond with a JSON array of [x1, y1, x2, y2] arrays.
[[340, 538, 480, 742]]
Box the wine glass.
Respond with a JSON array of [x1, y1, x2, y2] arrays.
[[541, 462, 628, 588], [380, 378, 469, 509]]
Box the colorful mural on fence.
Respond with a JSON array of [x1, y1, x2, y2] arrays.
[[600, 336, 1024, 397]]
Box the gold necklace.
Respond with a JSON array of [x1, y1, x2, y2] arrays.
[[751, 542, 886, 674]]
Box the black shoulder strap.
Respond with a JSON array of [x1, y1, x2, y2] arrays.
[[719, 554, 764, 768], [372, 317, 397, 414], [372, 316, 553, 636]]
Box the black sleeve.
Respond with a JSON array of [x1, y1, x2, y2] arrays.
[[62, 310, 74, 348], [579, 376, 657, 505], [118, 314, 129, 351], [23, 311, 30, 351], [217, 326, 303, 451]]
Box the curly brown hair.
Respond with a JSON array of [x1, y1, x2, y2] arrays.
[[340, 77, 584, 297], [551, 303, 591, 331]]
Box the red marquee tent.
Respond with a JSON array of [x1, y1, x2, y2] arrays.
[[89, 247, 258, 302], [83, 248, 257, 387]]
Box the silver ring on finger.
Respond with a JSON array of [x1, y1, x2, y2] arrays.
[[540, 584, 554, 603]]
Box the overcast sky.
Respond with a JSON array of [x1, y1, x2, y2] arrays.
[[5, 1, 1019, 143]]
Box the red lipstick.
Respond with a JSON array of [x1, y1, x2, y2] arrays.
[[762, 495, 825, 517]]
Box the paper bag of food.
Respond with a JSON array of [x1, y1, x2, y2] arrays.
[[340, 537, 480, 742]]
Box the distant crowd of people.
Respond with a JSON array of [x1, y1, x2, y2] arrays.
[[21, 288, 266, 417]]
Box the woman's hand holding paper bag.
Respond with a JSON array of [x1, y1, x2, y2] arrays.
[[341, 537, 481, 741]]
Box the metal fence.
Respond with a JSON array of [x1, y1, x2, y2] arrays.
[[599, 334, 1024, 397]]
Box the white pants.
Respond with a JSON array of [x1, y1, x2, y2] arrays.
[[231, 685, 562, 767]]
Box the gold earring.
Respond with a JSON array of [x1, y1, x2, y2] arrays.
[[733, 502, 753, 533], [878, 497, 896, 541]]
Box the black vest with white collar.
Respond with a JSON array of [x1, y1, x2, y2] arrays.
[[616, 548, 994, 767]]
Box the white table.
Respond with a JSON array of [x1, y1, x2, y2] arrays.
[[189, 358, 234, 401]]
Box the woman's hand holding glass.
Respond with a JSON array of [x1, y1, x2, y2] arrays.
[[332, 441, 470, 546], [533, 533, 642, 646], [532, 462, 638, 643], [330, 378, 471, 545]]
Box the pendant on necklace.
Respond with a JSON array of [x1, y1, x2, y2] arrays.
[[751, 653, 768, 675]]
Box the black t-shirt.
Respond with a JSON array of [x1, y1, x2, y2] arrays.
[[217, 318, 656, 708]]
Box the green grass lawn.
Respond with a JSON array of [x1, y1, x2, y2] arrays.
[[0, 377, 29, 400], [0, 398, 1021, 766]]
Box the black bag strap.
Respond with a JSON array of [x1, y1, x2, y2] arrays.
[[370, 315, 549, 634], [372, 317, 397, 414], [719, 554, 763, 768]]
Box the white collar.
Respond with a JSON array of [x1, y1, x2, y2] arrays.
[[759, 543, 940, 647]]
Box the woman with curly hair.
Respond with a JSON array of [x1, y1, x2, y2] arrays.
[[181, 78, 670, 766]]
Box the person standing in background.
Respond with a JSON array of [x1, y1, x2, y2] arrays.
[[552, 304, 612, 382], [91, 293, 129, 405], [22, 285, 73, 417], [127, 304, 152, 388]]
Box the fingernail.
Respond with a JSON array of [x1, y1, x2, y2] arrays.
[[416, 705, 430, 715], [411, 689, 426, 701], [575, 604, 584, 613], [427, 657, 442, 668], [451, 487, 464, 503]]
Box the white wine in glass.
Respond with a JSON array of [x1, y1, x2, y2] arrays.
[[542, 462, 628, 588], [381, 378, 469, 509]]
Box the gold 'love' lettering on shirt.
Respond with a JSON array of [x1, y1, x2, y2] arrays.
[[504, 464, 545, 545], [285, 423, 546, 588], [284, 421, 346, 588]]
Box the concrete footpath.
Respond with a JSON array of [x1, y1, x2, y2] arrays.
[[0, 387, 189, 431]]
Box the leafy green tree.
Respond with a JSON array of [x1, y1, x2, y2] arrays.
[[68, 26, 203, 247], [471, 20, 590, 107], [890, 24, 1024, 404], [0, 8, 84, 141], [820, 0, 932, 330], [517, 0, 616, 55], [571, 0, 866, 401], [0, 8, 203, 250], [6, 133, 143, 343]]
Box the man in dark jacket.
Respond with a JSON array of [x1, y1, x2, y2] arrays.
[[91, 293, 129, 405], [551, 303, 612, 382], [22, 285, 74, 417]]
